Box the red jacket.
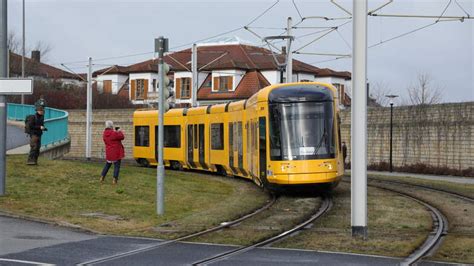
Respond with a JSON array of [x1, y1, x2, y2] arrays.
[[103, 128, 125, 161]]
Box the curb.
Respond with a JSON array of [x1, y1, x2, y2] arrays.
[[0, 210, 102, 236]]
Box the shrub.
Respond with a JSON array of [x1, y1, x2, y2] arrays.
[[366, 161, 473, 177], [7, 79, 143, 109]]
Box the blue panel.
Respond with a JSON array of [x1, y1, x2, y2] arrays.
[[6, 103, 69, 148]]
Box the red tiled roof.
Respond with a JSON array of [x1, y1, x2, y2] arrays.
[[9, 52, 80, 80], [317, 68, 351, 79], [197, 70, 270, 101], [126, 44, 350, 79], [93, 65, 129, 76]]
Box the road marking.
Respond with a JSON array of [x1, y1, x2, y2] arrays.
[[0, 258, 55, 265]]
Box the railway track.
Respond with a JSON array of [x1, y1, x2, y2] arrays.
[[369, 177, 474, 203], [368, 177, 474, 265], [79, 194, 277, 265], [369, 182, 448, 266], [191, 195, 333, 266]]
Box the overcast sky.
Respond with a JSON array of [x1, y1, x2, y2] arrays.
[[7, 0, 474, 103]]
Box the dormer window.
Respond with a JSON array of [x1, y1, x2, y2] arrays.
[[213, 76, 233, 92]]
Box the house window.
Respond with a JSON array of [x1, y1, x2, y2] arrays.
[[179, 78, 191, 99], [136, 79, 145, 99], [213, 76, 233, 92]]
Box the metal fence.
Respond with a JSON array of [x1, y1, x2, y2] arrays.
[[7, 103, 69, 148]]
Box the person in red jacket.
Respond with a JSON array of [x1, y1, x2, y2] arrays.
[[100, 120, 125, 184]]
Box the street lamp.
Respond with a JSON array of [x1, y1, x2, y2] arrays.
[[385, 94, 399, 172]]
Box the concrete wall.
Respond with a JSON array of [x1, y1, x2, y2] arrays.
[[65, 102, 474, 170], [340, 102, 474, 170]]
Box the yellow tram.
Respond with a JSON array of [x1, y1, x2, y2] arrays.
[[133, 82, 344, 189]]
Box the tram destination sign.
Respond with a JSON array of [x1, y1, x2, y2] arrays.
[[0, 78, 33, 94]]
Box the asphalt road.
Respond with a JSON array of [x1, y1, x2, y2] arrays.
[[6, 124, 29, 150], [0, 216, 456, 266]]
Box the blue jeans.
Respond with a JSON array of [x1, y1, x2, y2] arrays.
[[101, 160, 121, 179]]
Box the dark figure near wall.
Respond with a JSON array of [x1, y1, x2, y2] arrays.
[[26, 105, 46, 165], [100, 120, 125, 185], [342, 141, 348, 165]]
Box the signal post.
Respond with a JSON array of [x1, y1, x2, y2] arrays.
[[155, 37, 170, 215]]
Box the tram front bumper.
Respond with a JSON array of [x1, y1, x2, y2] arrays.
[[267, 171, 340, 185]]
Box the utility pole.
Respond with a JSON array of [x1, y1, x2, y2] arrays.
[[0, 0, 7, 196], [155, 36, 168, 215], [0, 0, 6, 196], [351, 0, 368, 238], [385, 94, 398, 173], [21, 0, 25, 104], [191, 43, 198, 107], [286, 17, 293, 83], [85, 57, 92, 160]]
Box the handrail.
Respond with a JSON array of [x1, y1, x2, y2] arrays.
[[6, 103, 69, 148]]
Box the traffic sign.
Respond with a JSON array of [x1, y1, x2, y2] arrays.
[[0, 78, 33, 94]]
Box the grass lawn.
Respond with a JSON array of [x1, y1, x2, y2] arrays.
[[274, 182, 431, 258], [0, 155, 269, 239]]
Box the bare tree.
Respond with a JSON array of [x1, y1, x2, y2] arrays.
[[370, 81, 395, 107], [405, 73, 443, 105], [7, 31, 53, 62], [32, 41, 53, 61], [7, 31, 20, 53]]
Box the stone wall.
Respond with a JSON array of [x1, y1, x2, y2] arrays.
[[65, 102, 474, 170], [66, 109, 135, 160], [340, 102, 473, 170]]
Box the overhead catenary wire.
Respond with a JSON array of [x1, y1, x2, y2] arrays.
[[454, 0, 470, 17], [330, 0, 352, 16], [246, 0, 280, 27], [293, 20, 351, 53], [436, 0, 453, 22], [336, 29, 351, 50], [368, 0, 393, 15], [292, 0, 304, 21]]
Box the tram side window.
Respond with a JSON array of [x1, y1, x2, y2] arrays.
[[164, 125, 181, 148], [135, 126, 150, 147], [211, 123, 224, 150]]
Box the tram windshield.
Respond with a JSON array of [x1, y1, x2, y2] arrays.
[[269, 102, 335, 161]]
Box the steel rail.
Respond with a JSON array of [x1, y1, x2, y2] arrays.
[[369, 178, 474, 204], [368, 182, 448, 266], [78, 194, 277, 265], [192, 196, 333, 266]]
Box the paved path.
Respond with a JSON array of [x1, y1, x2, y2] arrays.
[[6, 124, 29, 151], [0, 215, 456, 266]]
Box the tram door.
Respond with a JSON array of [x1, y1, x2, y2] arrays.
[[187, 124, 206, 169], [187, 124, 195, 168], [228, 121, 243, 175], [258, 117, 267, 183], [249, 119, 259, 179]]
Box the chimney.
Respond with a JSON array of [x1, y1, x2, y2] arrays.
[[281, 46, 287, 55], [31, 50, 41, 62]]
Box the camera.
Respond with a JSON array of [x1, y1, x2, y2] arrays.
[[115, 127, 120, 131]]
